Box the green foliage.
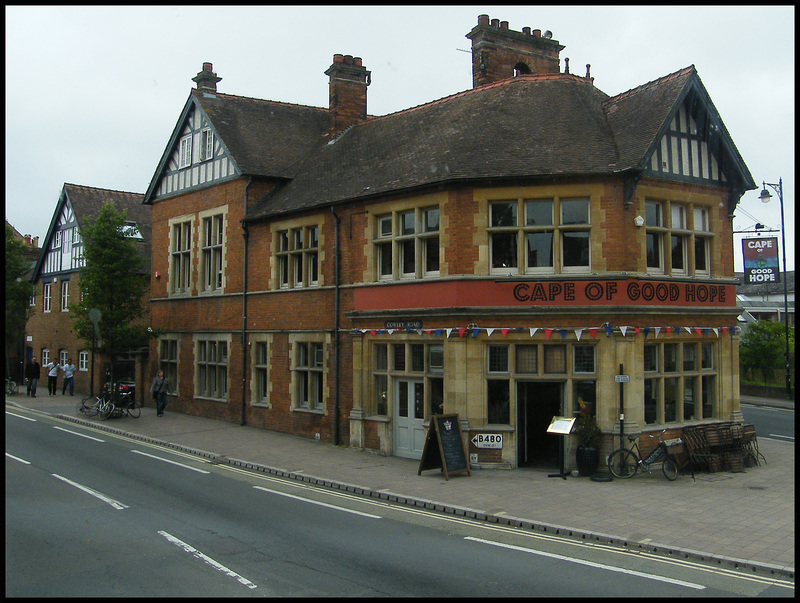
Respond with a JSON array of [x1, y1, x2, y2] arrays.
[[69, 203, 151, 362], [5, 223, 35, 350], [575, 414, 602, 448], [739, 320, 795, 385]]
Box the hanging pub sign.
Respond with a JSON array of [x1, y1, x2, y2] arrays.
[[742, 237, 780, 284]]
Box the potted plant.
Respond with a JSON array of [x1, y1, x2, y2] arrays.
[[575, 414, 602, 476]]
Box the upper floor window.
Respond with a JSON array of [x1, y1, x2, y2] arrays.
[[374, 206, 439, 280], [170, 220, 193, 295], [276, 225, 319, 289], [60, 280, 69, 311], [179, 135, 192, 169], [43, 283, 52, 313], [489, 198, 590, 275], [201, 214, 224, 292], [646, 200, 712, 276], [200, 128, 214, 161]]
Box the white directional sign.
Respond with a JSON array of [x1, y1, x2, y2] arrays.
[[614, 374, 630, 383], [471, 433, 503, 449]]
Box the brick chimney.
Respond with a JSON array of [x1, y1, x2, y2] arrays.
[[192, 62, 222, 93], [466, 14, 565, 88], [325, 54, 370, 135]]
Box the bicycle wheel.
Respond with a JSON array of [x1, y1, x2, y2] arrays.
[[77, 397, 98, 417], [7, 380, 19, 395], [662, 457, 679, 481], [607, 449, 639, 478], [127, 403, 141, 418], [98, 401, 114, 420]]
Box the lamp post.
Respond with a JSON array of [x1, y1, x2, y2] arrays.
[[759, 179, 793, 400]]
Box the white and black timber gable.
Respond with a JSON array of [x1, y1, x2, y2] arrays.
[[144, 94, 239, 203], [32, 183, 148, 282]]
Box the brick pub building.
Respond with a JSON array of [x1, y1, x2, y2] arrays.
[[144, 15, 755, 471]]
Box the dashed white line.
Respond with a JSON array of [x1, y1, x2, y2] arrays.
[[158, 531, 257, 590], [131, 449, 210, 473], [6, 452, 31, 464], [465, 536, 706, 590], [53, 425, 105, 442], [5, 411, 36, 422], [51, 474, 129, 510], [253, 485, 382, 519]]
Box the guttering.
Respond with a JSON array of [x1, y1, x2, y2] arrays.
[[241, 177, 253, 426], [331, 206, 341, 446]]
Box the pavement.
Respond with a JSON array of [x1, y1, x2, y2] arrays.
[[6, 391, 794, 579]]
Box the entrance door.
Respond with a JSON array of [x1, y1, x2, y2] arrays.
[[394, 379, 426, 459], [517, 382, 562, 468]]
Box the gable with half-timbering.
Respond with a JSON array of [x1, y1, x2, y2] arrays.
[[150, 101, 239, 201]]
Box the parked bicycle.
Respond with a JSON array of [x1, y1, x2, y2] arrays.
[[76, 383, 140, 419], [6, 377, 19, 396], [607, 428, 680, 481]]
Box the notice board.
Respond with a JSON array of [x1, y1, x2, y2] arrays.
[[418, 414, 471, 480]]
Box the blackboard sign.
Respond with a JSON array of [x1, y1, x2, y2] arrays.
[[418, 414, 471, 480]]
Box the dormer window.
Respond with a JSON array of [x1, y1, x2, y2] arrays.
[[179, 135, 192, 168]]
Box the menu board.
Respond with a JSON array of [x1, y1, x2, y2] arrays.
[[418, 414, 471, 480]]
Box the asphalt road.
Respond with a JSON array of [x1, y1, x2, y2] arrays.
[[6, 410, 793, 597]]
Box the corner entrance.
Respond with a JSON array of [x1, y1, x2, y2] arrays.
[[517, 381, 562, 469]]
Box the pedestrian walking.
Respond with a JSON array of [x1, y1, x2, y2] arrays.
[[149, 370, 172, 417], [61, 359, 76, 395], [44, 360, 61, 396], [25, 357, 41, 397]]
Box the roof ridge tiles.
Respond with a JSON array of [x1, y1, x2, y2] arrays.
[[195, 89, 328, 113], [607, 65, 696, 104]]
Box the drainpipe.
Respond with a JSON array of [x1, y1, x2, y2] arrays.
[[241, 177, 253, 426], [331, 206, 341, 446]]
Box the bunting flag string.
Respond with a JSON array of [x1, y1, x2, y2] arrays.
[[351, 324, 738, 338]]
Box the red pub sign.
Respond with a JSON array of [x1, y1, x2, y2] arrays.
[[354, 278, 735, 312]]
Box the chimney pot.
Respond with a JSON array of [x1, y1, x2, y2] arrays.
[[478, 14, 489, 26], [500, 20, 509, 30], [491, 18, 499, 28], [522, 26, 531, 35], [333, 53, 344, 63], [203, 62, 213, 72], [533, 29, 541, 38], [192, 62, 222, 93]]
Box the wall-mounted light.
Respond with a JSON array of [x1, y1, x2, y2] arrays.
[[633, 215, 645, 227]]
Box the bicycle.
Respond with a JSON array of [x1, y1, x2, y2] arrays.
[[76, 395, 104, 417], [607, 428, 680, 481], [97, 384, 140, 420], [6, 377, 19, 396]]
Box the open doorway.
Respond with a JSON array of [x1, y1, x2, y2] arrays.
[[517, 381, 562, 469]]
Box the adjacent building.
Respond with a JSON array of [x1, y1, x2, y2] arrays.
[[144, 15, 755, 471], [25, 184, 150, 396]]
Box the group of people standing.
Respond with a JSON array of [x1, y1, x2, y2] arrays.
[[21, 358, 172, 417], [24, 357, 75, 397]]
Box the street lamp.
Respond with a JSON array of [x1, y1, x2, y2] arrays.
[[759, 178, 793, 400]]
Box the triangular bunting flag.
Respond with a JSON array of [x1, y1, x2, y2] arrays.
[[620, 326, 628, 337], [575, 329, 583, 341], [486, 328, 495, 337], [501, 328, 509, 337], [654, 327, 661, 338], [634, 327, 640, 337], [643, 327, 651, 338], [445, 328, 453, 338], [545, 328, 553, 340], [559, 329, 567, 341], [604, 325, 613, 336], [529, 327, 539, 337], [458, 327, 466, 338], [589, 328, 597, 339], [471, 328, 479, 338]]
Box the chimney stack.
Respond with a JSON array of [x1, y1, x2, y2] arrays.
[[466, 14, 565, 88], [192, 62, 222, 94], [325, 54, 370, 135]]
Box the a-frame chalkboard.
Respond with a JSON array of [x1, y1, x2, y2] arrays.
[[417, 414, 471, 480]]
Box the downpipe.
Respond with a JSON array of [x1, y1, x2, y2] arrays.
[[331, 206, 341, 446], [241, 177, 252, 426]]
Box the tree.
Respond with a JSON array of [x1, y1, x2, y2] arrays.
[[5, 223, 35, 377], [69, 203, 151, 383], [739, 320, 795, 386]]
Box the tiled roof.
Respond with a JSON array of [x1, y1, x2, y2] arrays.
[[193, 90, 329, 179], [248, 73, 621, 219], [187, 65, 746, 221]]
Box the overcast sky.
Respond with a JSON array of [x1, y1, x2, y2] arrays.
[[5, 5, 795, 271]]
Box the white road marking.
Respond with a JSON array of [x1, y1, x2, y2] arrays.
[[131, 449, 210, 473], [53, 425, 105, 442], [768, 433, 794, 441], [253, 485, 382, 519], [5, 411, 36, 422], [158, 531, 257, 590], [51, 474, 129, 510], [6, 452, 31, 464], [465, 536, 706, 590]]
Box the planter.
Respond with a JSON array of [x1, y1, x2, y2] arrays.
[[576, 445, 600, 476]]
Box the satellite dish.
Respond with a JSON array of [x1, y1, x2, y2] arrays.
[[543, 30, 553, 39]]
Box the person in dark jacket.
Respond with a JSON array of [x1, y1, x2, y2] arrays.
[[149, 370, 172, 417], [25, 358, 41, 397]]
